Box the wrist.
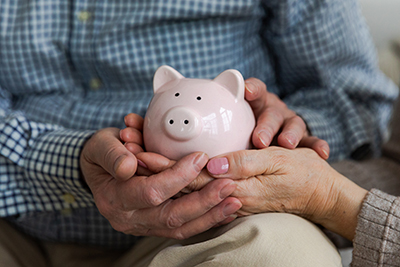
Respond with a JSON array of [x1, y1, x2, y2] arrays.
[[320, 175, 368, 240]]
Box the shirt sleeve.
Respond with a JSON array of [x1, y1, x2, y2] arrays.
[[262, 0, 399, 161], [0, 87, 95, 217], [352, 189, 400, 266]]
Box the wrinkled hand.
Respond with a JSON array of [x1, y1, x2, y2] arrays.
[[206, 147, 367, 240], [245, 78, 329, 159], [122, 79, 330, 160], [120, 78, 331, 193], [80, 127, 241, 239]]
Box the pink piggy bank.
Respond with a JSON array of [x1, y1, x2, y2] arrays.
[[143, 65, 256, 160]]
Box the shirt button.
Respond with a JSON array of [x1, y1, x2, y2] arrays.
[[78, 11, 91, 22], [61, 208, 72, 216], [62, 193, 76, 204], [90, 78, 102, 90]]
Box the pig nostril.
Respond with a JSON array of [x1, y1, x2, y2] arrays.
[[169, 119, 174, 125], [184, 120, 189, 124]]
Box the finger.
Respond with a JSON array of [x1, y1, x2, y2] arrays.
[[89, 128, 138, 181], [110, 179, 238, 236], [124, 142, 144, 155], [298, 136, 330, 160], [148, 179, 236, 229], [252, 107, 284, 148], [207, 148, 283, 179], [124, 113, 144, 130], [134, 152, 173, 177], [212, 213, 238, 228], [136, 152, 176, 173], [137, 152, 214, 192], [184, 169, 214, 192], [120, 127, 143, 145], [244, 78, 267, 116], [276, 115, 307, 149], [119, 152, 209, 209], [146, 197, 242, 239]]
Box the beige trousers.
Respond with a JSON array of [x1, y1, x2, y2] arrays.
[[0, 213, 342, 267]]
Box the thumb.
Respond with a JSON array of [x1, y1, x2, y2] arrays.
[[90, 128, 138, 180], [206, 147, 283, 179]]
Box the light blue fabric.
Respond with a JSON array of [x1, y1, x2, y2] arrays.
[[0, 0, 398, 249]]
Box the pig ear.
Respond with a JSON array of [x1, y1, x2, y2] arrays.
[[213, 69, 245, 100], [153, 65, 184, 93]]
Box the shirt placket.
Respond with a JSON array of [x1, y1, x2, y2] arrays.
[[70, 0, 102, 92]]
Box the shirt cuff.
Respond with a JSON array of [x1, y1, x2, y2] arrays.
[[23, 129, 96, 212], [352, 189, 400, 266]]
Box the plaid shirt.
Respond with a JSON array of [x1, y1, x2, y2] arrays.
[[0, 0, 398, 249]]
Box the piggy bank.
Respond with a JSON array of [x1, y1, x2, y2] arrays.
[[143, 65, 256, 160]]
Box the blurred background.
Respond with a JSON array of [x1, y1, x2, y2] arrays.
[[359, 0, 400, 87], [339, 1, 400, 266]]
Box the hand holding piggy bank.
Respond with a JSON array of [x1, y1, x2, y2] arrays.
[[143, 65, 256, 160]]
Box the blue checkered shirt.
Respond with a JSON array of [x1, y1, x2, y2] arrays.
[[0, 0, 398, 249]]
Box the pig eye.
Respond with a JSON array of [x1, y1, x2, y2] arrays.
[[196, 96, 201, 101], [175, 93, 180, 97]]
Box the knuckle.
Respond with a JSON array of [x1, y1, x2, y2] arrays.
[[269, 146, 291, 164], [265, 107, 284, 123], [104, 146, 118, 163], [290, 115, 305, 126], [288, 117, 306, 134], [230, 150, 253, 177], [142, 186, 164, 207], [165, 213, 184, 229], [251, 78, 267, 91], [108, 211, 145, 235]]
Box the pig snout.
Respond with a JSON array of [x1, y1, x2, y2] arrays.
[[163, 106, 203, 141]]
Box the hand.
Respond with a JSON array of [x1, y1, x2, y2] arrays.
[[134, 152, 215, 195], [206, 147, 368, 240], [80, 128, 241, 239], [245, 78, 330, 159], [120, 113, 145, 155], [120, 114, 214, 192]]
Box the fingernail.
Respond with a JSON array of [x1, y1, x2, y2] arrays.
[[207, 157, 229, 175], [284, 133, 296, 147], [219, 182, 235, 199], [258, 131, 270, 147], [223, 203, 240, 216], [245, 82, 254, 94], [321, 145, 330, 158], [137, 159, 147, 169], [193, 153, 208, 172]]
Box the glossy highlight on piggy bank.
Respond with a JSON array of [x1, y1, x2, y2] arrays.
[[143, 65, 256, 160]]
